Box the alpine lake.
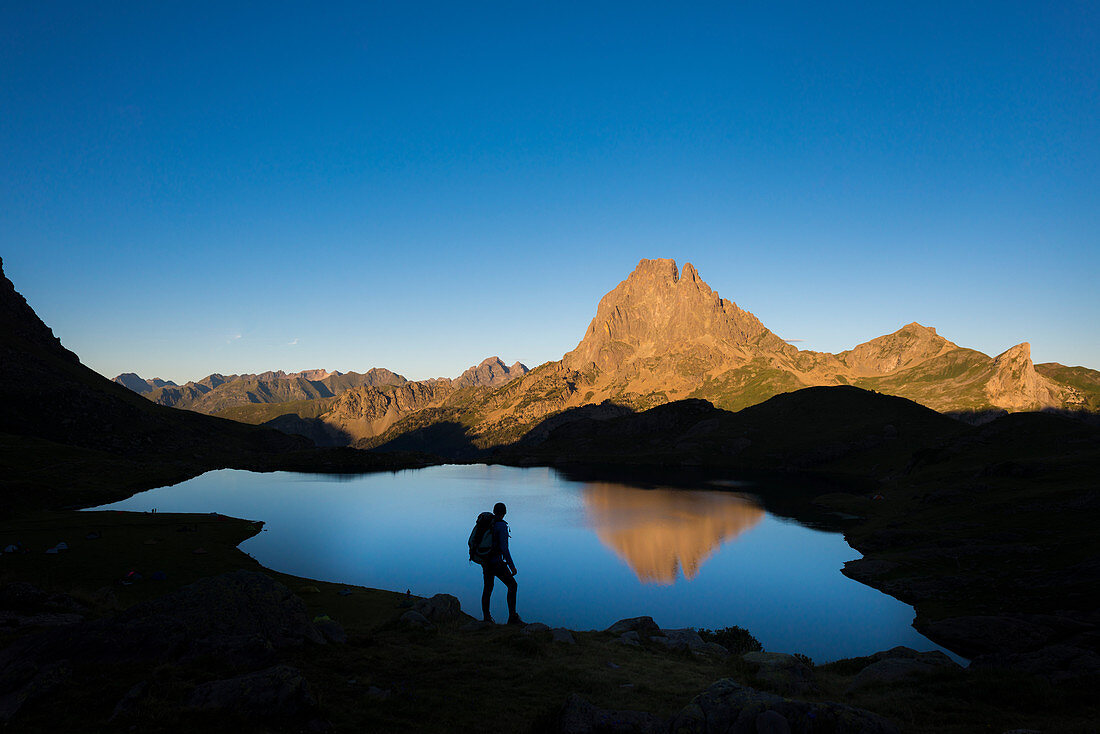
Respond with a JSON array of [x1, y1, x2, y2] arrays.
[[90, 464, 962, 664]]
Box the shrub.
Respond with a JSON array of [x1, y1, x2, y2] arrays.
[[696, 626, 763, 654]]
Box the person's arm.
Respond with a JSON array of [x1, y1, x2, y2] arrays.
[[498, 523, 516, 573]]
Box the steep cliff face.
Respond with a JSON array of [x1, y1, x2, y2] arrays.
[[985, 343, 1065, 411], [563, 259, 792, 374]]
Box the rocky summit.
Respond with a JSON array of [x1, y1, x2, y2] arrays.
[[562, 258, 792, 374]]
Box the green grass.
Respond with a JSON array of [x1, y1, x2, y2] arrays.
[[689, 362, 805, 411], [215, 397, 339, 424]]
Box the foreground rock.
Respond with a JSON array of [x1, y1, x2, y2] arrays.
[[670, 678, 899, 734], [186, 665, 317, 716], [741, 652, 816, 695], [845, 646, 960, 693], [0, 571, 324, 725], [557, 693, 666, 734], [559, 678, 899, 734]]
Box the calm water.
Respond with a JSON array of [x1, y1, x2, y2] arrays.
[[91, 464, 958, 663]]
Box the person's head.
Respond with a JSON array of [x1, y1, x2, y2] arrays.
[[493, 502, 507, 519]]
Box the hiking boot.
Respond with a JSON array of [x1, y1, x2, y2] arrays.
[[483, 616, 495, 625], [507, 614, 524, 625]]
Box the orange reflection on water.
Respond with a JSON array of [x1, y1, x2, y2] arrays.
[[582, 483, 764, 585]]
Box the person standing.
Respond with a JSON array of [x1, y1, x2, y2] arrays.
[[481, 501, 522, 625]]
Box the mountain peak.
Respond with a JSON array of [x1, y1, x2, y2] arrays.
[[986, 342, 1064, 410], [838, 322, 957, 376], [451, 356, 529, 389], [629, 258, 680, 284], [562, 258, 789, 373], [994, 342, 1031, 363], [901, 322, 938, 336]]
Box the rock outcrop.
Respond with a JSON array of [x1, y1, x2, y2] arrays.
[[985, 342, 1064, 411], [669, 678, 899, 734]]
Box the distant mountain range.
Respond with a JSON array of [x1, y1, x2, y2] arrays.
[[112, 373, 178, 394], [113, 258, 1098, 453], [115, 358, 530, 447]]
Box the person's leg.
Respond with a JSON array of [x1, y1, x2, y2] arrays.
[[481, 564, 495, 621], [489, 565, 518, 621], [502, 572, 517, 618]]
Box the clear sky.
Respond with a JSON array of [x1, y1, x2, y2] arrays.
[[3, 2, 1097, 383]]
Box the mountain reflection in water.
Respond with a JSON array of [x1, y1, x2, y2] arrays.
[[582, 483, 765, 585]]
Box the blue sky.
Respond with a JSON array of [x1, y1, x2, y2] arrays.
[[3, 2, 1097, 382]]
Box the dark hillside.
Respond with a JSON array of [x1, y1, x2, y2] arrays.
[[494, 386, 965, 476], [0, 258, 382, 512]]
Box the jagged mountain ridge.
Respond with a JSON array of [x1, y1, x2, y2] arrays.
[[113, 258, 1094, 450], [356, 259, 1095, 455], [120, 356, 530, 446], [119, 356, 529, 418]]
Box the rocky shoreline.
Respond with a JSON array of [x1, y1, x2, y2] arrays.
[[0, 570, 963, 733]]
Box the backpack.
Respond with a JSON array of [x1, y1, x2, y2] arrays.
[[468, 512, 497, 564]]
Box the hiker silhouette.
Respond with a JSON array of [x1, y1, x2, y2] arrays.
[[476, 502, 521, 625]]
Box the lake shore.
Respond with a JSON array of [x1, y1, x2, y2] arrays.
[[1, 505, 1096, 732]]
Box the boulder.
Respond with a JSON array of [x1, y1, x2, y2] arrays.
[[186, 665, 317, 717], [605, 616, 660, 637], [557, 693, 666, 734], [618, 631, 641, 647], [846, 646, 962, 692], [0, 661, 71, 725], [460, 620, 496, 632], [552, 628, 577, 645], [314, 618, 348, 644], [524, 622, 550, 634], [399, 610, 434, 630], [869, 646, 959, 667], [108, 681, 148, 723], [651, 628, 707, 653], [184, 633, 276, 670], [669, 678, 899, 734], [755, 709, 792, 734], [412, 594, 463, 623], [742, 652, 817, 695], [846, 658, 944, 693]]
